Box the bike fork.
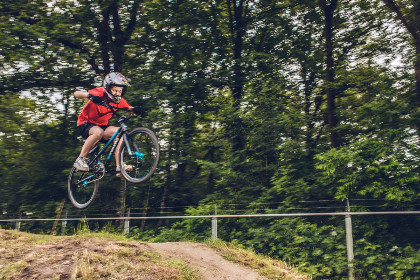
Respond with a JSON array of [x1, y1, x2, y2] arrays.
[[123, 134, 145, 159]]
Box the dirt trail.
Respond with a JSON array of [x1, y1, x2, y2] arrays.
[[149, 242, 268, 280], [1, 230, 306, 279]]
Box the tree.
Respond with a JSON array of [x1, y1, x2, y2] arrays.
[[381, 0, 420, 134], [319, 0, 339, 148], [1, 1, 419, 277], [1, 0, 142, 93]]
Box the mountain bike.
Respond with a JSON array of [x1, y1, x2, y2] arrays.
[[68, 103, 159, 209]]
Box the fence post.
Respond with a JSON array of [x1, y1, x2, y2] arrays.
[[15, 213, 22, 231], [61, 211, 68, 235], [124, 208, 130, 235], [212, 205, 218, 239], [120, 179, 127, 229], [51, 199, 66, 235], [345, 199, 355, 280]]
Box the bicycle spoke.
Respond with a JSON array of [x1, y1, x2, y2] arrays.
[[68, 164, 100, 209], [120, 128, 159, 183]]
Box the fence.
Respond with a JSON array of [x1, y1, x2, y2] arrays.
[[1, 209, 419, 280]]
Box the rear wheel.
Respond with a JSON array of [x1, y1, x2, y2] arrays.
[[68, 160, 102, 209], [120, 128, 159, 183]]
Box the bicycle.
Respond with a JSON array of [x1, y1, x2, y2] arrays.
[[68, 102, 159, 209]]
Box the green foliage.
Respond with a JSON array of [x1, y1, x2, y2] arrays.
[[315, 137, 420, 202], [129, 205, 216, 242], [354, 242, 420, 279], [0, 1, 419, 279]]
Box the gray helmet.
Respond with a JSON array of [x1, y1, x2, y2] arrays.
[[103, 72, 130, 103]]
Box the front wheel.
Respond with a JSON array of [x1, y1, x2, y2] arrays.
[[68, 162, 101, 209], [120, 128, 159, 183]]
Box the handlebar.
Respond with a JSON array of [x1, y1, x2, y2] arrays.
[[99, 100, 131, 112], [98, 101, 134, 123]]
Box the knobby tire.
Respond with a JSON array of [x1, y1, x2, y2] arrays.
[[119, 127, 159, 183], [68, 166, 99, 209]]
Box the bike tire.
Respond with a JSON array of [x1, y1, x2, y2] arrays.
[[68, 166, 99, 209], [120, 127, 159, 183]]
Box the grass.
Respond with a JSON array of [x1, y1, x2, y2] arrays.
[[0, 228, 310, 280], [0, 229, 200, 280], [206, 238, 310, 280], [160, 259, 200, 280]]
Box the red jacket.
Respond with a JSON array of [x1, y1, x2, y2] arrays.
[[77, 87, 131, 126]]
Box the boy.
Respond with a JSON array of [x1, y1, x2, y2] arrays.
[[73, 72, 141, 177]]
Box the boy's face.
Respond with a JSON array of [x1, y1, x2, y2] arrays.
[[111, 86, 123, 96], [110, 86, 124, 102]]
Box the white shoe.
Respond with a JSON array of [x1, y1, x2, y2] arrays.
[[74, 157, 89, 171], [116, 164, 133, 177]]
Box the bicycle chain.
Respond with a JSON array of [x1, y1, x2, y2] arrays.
[[79, 162, 105, 186], [93, 162, 105, 181]]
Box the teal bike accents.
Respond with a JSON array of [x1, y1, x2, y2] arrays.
[[135, 152, 145, 159]]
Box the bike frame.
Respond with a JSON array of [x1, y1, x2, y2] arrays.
[[74, 130, 120, 186], [69, 102, 159, 209], [75, 119, 137, 187], [89, 120, 134, 170], [74, 119, 151, 184]]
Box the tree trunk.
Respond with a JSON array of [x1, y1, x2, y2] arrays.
[[382, 0, 420, 134], [415, 0, 420, 111], [319, 0, 339, 148], [228, 0, 247, 152], [91, 0, 140, 74], [139, 181, 151, 232], [119, 179, 127, 229], [415, 41, 420, 110], [157, 169, 170, 227], [157, 137, 173, 227]]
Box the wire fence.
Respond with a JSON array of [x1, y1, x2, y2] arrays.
[[1, 204, 419, 280], [1, 210, 420, 222]]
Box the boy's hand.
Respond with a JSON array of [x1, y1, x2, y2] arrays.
[[131, 106, 142, 115], [88, 93, 103, 104]]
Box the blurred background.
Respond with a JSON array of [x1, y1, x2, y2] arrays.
[[0, 0, 419, 278]]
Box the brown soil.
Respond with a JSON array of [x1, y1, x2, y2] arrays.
[[0, 229, 306, 280], [149, 242, 269, 280]]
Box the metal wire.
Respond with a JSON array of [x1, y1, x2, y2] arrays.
[[1, 211, 419, 222]]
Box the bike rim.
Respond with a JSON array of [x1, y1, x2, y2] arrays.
[[68, 168, 98, 208], [121, 129, 159, 183]]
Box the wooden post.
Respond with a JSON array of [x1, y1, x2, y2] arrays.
[[51, 199, 65, 235]]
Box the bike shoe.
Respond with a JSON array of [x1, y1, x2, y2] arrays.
[[74, 157, 89, 171], [116, 164, 133, 177]]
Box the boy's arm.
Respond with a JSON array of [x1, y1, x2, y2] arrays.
[[74, 90, 90, 100], [74, 90, 102, 104]]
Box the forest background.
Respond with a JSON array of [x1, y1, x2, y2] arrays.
[[1, 0, 419, 279]]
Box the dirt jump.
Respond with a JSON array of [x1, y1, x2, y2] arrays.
[[0, 229, 308, 279], [149, 242, 268, 280]]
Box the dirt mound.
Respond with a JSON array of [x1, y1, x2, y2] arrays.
[[149, 242, 268, 280], [0, 230, 179, 279], [0, 229, 307, 280]]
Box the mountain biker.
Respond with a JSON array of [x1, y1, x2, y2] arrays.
[[73, 72, 141, 177]]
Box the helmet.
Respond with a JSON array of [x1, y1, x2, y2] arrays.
[[103, 72, 130, 103]]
